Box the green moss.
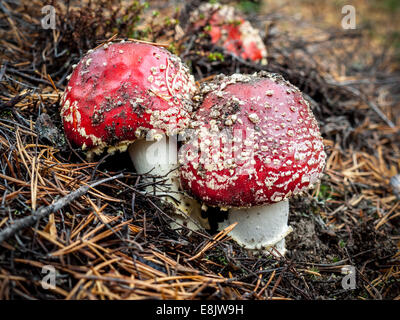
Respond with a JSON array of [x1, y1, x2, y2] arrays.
[[168, 43, 177, 54], [208, 52, 225, 62], [332, 256, 340, 263], [239, 0, 261, 14], [371, 0, 400, 12], [317, 183, 333, 201]]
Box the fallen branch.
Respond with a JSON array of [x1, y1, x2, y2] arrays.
[[0, 173, 124, 244], [0, 91, 31, 110], [327, 81, 396, 128]]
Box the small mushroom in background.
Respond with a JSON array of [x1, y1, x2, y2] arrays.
[[179, 72, 327, 255], [189, 3, 268, 64], [60, 41, 206, 230]]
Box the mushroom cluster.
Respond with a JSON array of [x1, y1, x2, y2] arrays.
[[60, 20, 325, 255]]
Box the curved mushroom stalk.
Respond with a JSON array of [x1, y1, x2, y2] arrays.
[[218, 200, 293, 256], [128, 136, 208, 231]]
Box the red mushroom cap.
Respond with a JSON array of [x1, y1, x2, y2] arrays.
[[190, 3, 267, 63], [61, 41, 197, 155], [179, 72, 326, 208]]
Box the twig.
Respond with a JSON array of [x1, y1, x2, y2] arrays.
[[328, 81, 396, 128], [0, 91, 31, 110], [0, 173, 124, 244]]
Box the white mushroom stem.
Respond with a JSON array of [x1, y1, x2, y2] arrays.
[[218, 200, 293, 256], [128, 136, 207, 230]]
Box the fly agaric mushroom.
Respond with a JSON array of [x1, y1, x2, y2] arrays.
[[60, 41, 205, 228], [179, 72, 326, 254], [189, 3, 267, 64]]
